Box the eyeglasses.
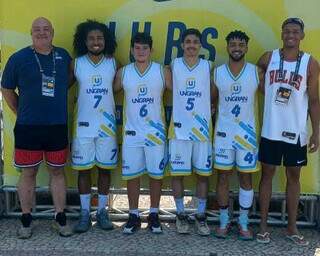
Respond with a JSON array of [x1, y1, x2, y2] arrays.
[[282, 18, 304, 31]]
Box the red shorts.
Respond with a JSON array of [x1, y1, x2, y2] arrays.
[[14, 124, 68, 168], [14, 148, 68, 168]]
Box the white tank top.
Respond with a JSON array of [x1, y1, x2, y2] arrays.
[[122, 62, 166, 147], [262, 49, 310, 145], [73, 55, 116, 138], [169, 57, 212, 141], [214, 62, 259, 150]]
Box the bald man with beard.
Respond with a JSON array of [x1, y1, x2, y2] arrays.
[[1, 17, 73, 239]]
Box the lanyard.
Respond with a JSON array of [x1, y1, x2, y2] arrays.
[[33, 47, 56, 76], [279, 49, 303, 84]]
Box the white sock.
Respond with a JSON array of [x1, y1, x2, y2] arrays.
[[174, 198, 184, 214], [80, 194, 91, 211], [129, 209, 139, 216], [239, 187, 254, 209], [197, 198, 207, 214], [98, 194, 108, 212], [150, 207, 159, 214]]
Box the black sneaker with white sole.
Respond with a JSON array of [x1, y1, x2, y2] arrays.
[[147, 213, 163, 234], [123, 213, 141, 234]]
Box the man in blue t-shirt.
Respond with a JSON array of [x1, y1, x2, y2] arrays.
[[1, 17, 73, 239]]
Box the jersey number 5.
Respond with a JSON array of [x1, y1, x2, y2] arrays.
[[186, 97, 195, 111]]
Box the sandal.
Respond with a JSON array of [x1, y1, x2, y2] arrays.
[[286, 234, 309, 246], [256, 232, 270, 244]]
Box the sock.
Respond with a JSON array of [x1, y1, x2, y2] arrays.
[[239, 207, 250, 231], [174, 197, 184, 214], [197, 198, 207, 215], [149, 207, 159, 214], [98, 194, 108, 213], [55, 212, 66, 226], [80, 194, 91, 211], [129, 209, 139, 217], [219, 207, 229, 229], [239, 187, 254, 209], [21, 213, 32, 228]]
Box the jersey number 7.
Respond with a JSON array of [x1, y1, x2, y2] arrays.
[[94, 95, 102, 108]]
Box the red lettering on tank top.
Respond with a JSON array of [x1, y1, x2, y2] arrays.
[[269, 69, 303, 90], [269, 70, 275, 85]]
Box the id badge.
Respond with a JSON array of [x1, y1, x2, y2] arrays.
[[42, 74, 55, 97], [275, 86, 292, 105]]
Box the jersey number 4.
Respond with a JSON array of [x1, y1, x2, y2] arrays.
[[231, 104, 241, 117]]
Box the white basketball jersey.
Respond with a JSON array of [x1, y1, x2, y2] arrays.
[[73, 55, 116, 138], [122, 62, 166, 147], [169, 57, 212, 141], [214, 62, 259, 150], [262, 49, 310, 145]]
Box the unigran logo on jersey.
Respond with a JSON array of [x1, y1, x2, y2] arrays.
[[186, 78, 196, 90], [225, 83, 248, 102], [86, 75, 108, 95], [92, 75, 103, 86], [179, 77, 202, 97], [138, 85, 148, 96], [132, 84, 154, 104]]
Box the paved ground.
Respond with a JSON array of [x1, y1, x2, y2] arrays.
[[0, 219, 319, 256]]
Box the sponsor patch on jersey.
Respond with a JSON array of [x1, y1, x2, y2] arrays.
[[125, 130, 136, 136], [79, 122, 89, 127], [217, 131, 226, 137], [174, 122, 182, 128], [282, 131, 296, 140]]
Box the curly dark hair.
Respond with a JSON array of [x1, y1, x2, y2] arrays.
[[225, 30, 250, 44], [73, 19, 117, 57]]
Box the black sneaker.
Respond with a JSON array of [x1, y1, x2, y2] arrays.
[[147, 213, 163, 234], [123, 213, 141, 234]]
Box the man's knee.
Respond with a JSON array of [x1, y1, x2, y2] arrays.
[[98, 169, 111, 176], [286, 167, 301, 184], [79, 170, 91, 177], [239, 173, 252, 190], [261, 164, 276, 181], [217, 171, 231, 183], [197, 174, 208, 183], [21, 168, 38, 179], [48, 167, 64, 177]]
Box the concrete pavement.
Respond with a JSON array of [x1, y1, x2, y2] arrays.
[[0, 219, 319, 256]]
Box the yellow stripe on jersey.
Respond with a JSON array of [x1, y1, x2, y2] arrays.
[[209, 118, 213, 139], [147, 134, 163, 145], [101, 125, 116, 137], [72, 98, 79, 138], [234, 135, 254, 151], [168, 115, 176, 139], [192, 127, 207, 141], [160, 90, 166, 129]]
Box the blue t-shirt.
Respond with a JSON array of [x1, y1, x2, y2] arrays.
[[1, 46, 72, 125]]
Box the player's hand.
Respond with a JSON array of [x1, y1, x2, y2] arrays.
[[308, 133, 319, 153]]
